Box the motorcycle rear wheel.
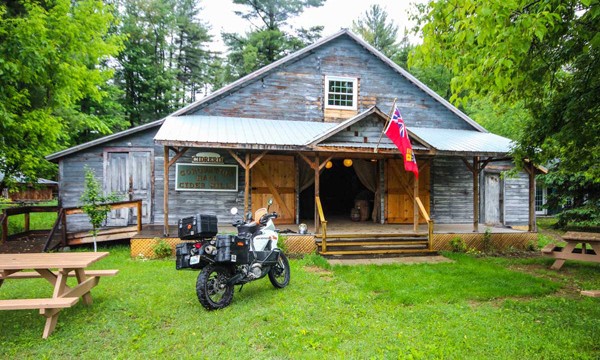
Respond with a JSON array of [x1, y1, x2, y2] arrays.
[[268, 253, 290, 288], [196, 264, 234, 310]]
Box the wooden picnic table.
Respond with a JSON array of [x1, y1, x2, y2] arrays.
[[542, 231, 600, 270], [0, 252, 118, 338]]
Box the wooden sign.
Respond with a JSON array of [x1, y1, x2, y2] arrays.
[[175, 163, 238, 192]]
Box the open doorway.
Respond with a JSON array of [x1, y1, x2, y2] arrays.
[[299, 159, 375, 221]]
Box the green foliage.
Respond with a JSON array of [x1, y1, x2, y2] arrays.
[[0, 0, 124, 190], [80, 167, 121, 237], [153, 239, 173, 259], [482, 227, 493, 253], [411, 0, 600, 183], [352, 4, 401, 59], [113, 0, 213, 127], [449, 236, 467, 253], [540, 166, 600, 229], [2, 246, 600, 358], [223, 0, 324, 81], [277, 234, 288, 254]]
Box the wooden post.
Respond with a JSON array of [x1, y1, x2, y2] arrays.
[[528, 162, 536, 232], [473, 157, 480, 233], [314, 155, 320, 233], [413, 176, 419, 232], [24, 211, 30, 233], [136, 200, 142, 232], [163, 146, 169, 236], [1, 212, 7, 243], [244, 153, 250, 215]]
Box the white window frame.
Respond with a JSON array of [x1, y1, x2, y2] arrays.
[[535, 183, 547, 215], [325, 75, 358, 110]]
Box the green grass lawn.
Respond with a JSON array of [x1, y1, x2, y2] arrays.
[[0, 200, 58, 236], [1, 247, 599, 359]]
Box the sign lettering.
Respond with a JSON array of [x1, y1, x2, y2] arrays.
[[175, 164, 238, 192]]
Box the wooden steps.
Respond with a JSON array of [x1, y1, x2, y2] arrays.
[[316, 233, 435, 259]]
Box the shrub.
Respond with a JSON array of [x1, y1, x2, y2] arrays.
[[153, 239, 172, 259], [449, 236, 467, 253], [482, 227, 493, 253]]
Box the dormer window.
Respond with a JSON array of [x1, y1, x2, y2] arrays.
[[325, 76, 357, 110]]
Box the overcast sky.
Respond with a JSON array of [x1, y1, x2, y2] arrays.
[[201, 0, 426, 52]]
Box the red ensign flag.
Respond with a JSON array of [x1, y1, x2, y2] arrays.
[[385, 106, 418, 178]]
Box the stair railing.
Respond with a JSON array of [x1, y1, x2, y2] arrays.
[[415, 196, 434, 250], [315, 195, 327, 252]]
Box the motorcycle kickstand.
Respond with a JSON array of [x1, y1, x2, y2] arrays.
[[238, 284, 244, 293]]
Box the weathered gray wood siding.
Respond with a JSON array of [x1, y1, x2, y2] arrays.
[[191, 35, 476, 131], [326, 114, 396, 146], [502, 171, 530, 226], [154, 149, 246, 225], [58, 128, 160, 231], [431, 156, 474, 223]]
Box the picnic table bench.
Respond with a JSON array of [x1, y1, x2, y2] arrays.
[[0, 252, 118, 338], [542, 231, 600, 270]]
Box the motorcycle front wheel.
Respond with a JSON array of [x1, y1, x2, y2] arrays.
[[268, 252, 290, 288], [196, 264, 234, 310]]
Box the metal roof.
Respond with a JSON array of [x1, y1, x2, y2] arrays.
[[154, 116, 336, 147], [409, 127, 514, 154]]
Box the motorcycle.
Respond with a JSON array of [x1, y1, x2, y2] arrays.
[[175, 199, 291, 310]]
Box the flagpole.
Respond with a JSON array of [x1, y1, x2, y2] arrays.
[[374, 98, 397, 153]]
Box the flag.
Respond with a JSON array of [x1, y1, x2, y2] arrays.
[[385, 106, 418, 178]]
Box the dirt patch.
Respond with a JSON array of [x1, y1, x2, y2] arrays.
[[0, 234, 47, 253], [303, 265, 334, 281]]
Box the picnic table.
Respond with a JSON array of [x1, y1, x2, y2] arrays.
[[0, 252, 118, 338], [542, 231, 600, 270]]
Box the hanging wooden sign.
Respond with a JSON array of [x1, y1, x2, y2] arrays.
[[175, 163, 238, 192]]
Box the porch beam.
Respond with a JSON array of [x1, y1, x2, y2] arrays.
[[167, 147, 189, 168], [527, 161, 536, 232], [297, 152, 317, 170], [314, 155, 320, 233], [163, 146, 170, 236], [472, 157, 480, 233], [318, 155, 334, 171], [413, 175, 419, 232]]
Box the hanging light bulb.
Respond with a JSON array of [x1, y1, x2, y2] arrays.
[[325, 161, 333, 169], [343, 159, 353, 167]]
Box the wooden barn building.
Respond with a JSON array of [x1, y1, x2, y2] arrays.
[[46, 30, 539, 253]]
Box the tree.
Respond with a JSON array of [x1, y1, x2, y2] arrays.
[[0, 0, 123, 190], [352, 4, 401, 59], [411, 0, 599, 178], [81, 167, 121, 252], [223, 0, 324, 80], [113, 0, 213, 127], [410, 0, 600, 227]]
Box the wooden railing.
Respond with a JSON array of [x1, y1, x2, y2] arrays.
[[1, 205, 60, 243], [1, 200, 143, 251], [415, 196, 434, 250], [315, 196, 328, 252]]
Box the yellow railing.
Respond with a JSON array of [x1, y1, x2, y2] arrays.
[[315, 196, 328, 252], [415, 196, 434, 250]]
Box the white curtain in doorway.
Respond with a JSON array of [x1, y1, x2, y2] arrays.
[[352, 159, 379, 222]]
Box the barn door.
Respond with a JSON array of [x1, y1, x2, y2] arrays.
[[484, 173, 501, 225], [251, 155, 296, 224], [385, 159, 430, 224], [105, 150, 153, 226]]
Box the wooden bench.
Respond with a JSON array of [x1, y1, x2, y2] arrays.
[[542, 231, 600, 270], [0, 269, 119, 280], [0, 297, 79, 310]]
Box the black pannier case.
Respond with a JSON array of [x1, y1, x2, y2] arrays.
[[230, 235, 250, 264], [178, 214, 218, 239], [175, 242, 194, 269]]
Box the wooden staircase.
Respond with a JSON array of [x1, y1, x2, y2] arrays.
[[316, 233, 436, 258], [314, 196, 436, 259]]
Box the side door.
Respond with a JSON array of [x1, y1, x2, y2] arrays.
[[105, 149, 153, 226], [385, 159, 430, 224], [484, 172, 501, 225]]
